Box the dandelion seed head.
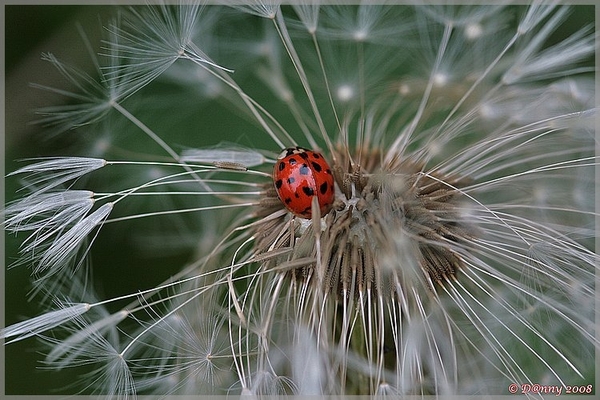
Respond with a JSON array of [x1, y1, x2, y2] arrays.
[[336, 84, 354, 102], [464, 22, 483, 40], [292, 4, 319, 34], [353, 29, 368, 42], [478, 102, 496, 120], [425, 140, 442, 158], [377, 381, 398, 396], [234, 1, 279, 20], [433, 72, 448, 87], [256, 145, 470, 299], [398, 82, 411, 96]]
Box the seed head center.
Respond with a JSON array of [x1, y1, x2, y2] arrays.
[[257, 147, 472, 298]]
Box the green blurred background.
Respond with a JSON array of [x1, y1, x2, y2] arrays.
[[5, 6, 108, 395]]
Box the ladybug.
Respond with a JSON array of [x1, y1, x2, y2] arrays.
[[273, 146, 335, 219]]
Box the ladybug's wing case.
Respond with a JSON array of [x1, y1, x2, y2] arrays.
[[306, 152, 335, 214], [273, 156, 315, 218], [273, 148, 335, 219]]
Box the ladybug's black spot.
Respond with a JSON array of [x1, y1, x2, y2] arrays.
[[312, 153, 321, 159], [284, 197, 292, 204], [299, 165, 310, 175], [319, 182, 328, 195], [295, 192, 300, 198], [287, 177, 295, 184], [326, 169, 332, 175], [299, 152, 309, 160], [311, 161, 322, 172], [289, 158, 298, 166], [278, 162, 286, 171], [275, 179, 283, 189], [302, 186, 315, 196]]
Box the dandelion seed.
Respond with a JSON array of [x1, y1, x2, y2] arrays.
[[180, 146, 267, 168], [4, 190, 95, 232], [32, 202, 113, 278], [291, 3, 320, 34], [41, 315, 135, 397], [45, 310, 128, 365], [0, 302, 91, 344], [9, 157, 106, 194], [31, 54, 115, 131], [504, 21, 594, 84], [232, 1, 280, 20], [103, 3, 232, 97]]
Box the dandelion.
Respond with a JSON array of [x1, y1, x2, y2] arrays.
[[4, 2, 597, 397]]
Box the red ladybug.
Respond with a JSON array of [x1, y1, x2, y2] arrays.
[[273, 147, 335, 219]]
